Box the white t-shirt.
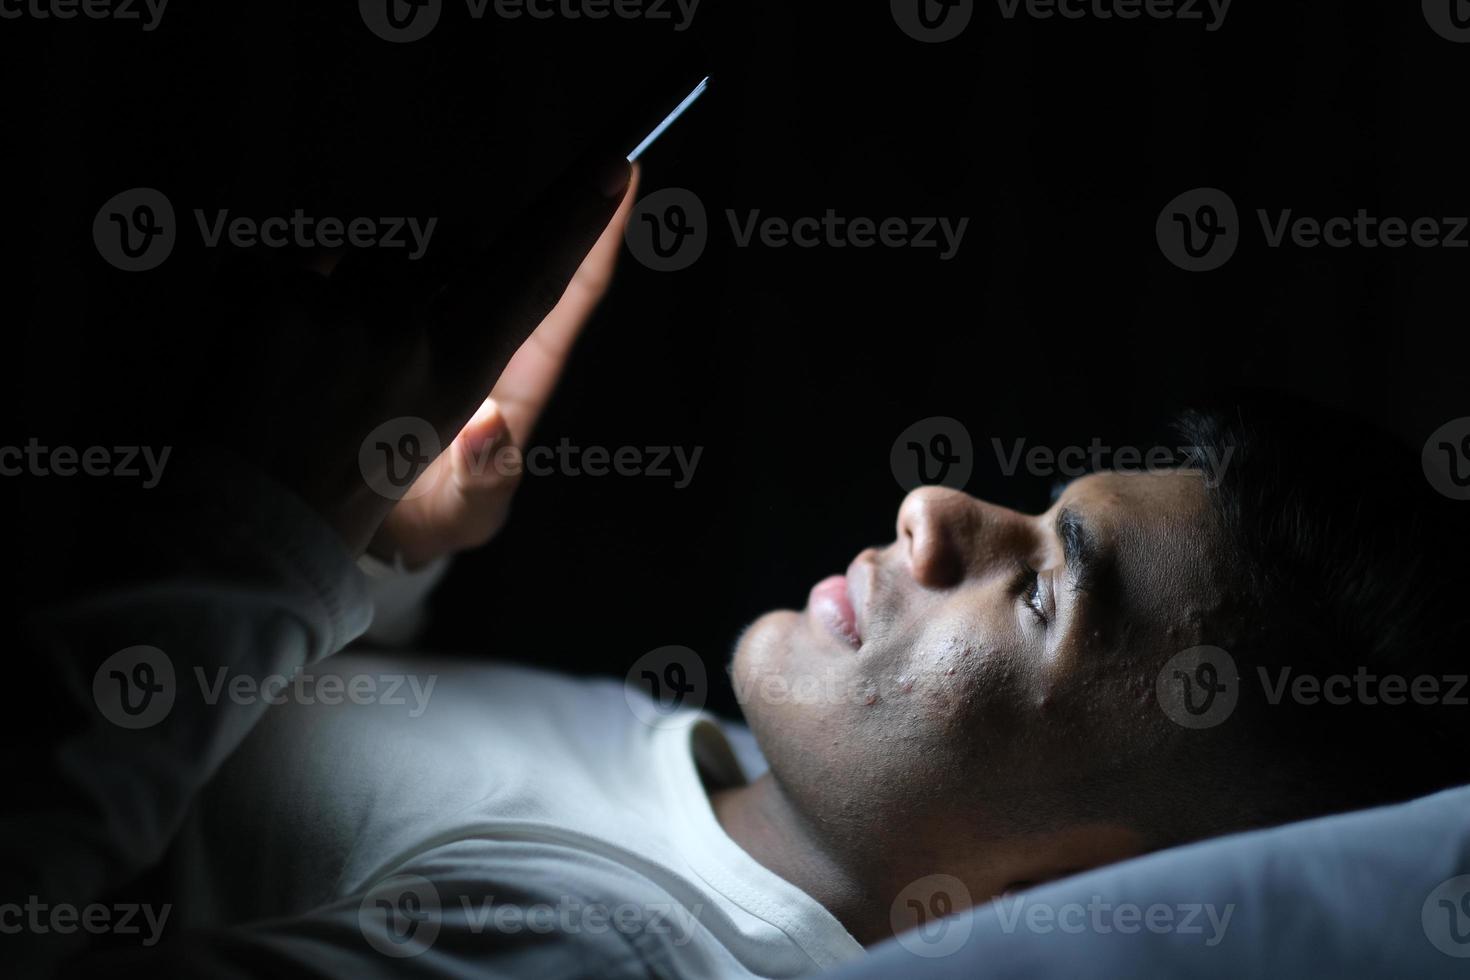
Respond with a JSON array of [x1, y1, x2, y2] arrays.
[[167, 654, 866, 978]]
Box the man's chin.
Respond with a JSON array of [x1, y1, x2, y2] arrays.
[[731, 608, 866, 730], [730, 609, 802, 711]]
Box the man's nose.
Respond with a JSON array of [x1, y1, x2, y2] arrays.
[[896, 487, 1034, 589], [896, 487, 973, 589]]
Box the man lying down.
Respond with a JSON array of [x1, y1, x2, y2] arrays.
[[55, 184, 1465, 976], [99, 386, 1466, 978], [42, 182, 1458, 975]]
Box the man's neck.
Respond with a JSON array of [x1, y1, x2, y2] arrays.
[[710, 773, 1144, 945], [710, 773, 890, 944]]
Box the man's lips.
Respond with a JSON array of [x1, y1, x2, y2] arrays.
[[809, 574, 862, 649]]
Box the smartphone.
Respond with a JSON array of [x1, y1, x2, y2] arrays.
[[627, 75, 710, 162], [594, 65, 712, 168]]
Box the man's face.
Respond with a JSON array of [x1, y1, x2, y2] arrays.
[[731, 470, 1230, 889]]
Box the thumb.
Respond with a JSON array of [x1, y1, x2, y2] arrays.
[[455, 396, 513, 483]]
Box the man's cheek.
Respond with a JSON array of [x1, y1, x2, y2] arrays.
[[886, 617, 1025, 723]]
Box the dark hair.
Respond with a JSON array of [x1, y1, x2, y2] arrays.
[[1166, 389, 1470, 835]]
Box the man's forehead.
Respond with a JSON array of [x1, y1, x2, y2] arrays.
[[1054, 469, 1216, 602], [1061, 468, 1209, 514]]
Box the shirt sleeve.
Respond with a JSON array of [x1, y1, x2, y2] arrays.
[[4, 448, 375, 975], [356, 552, 451, 647]]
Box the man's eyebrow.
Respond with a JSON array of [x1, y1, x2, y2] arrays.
[[1055, 506, 1104, 593]]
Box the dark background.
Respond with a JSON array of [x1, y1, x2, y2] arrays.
[[7, 1, 1466, 718]]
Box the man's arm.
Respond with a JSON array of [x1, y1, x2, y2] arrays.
[[69, 840, 707, 980], [4, 451, 373, 975]]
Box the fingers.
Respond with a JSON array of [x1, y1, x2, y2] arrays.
[[318, 144, 629, 445], [535, 163, 642, 349], [443, 397, 520, 547], [561, 162, 642, 313], [453, 397, 514, 485], [371, 396, 519, 566], [491, 167, 642, 442], [374, 168, 641, 566]]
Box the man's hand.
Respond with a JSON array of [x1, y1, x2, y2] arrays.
[[368, 167, 641, 568], [206, 149, 635, 559]]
